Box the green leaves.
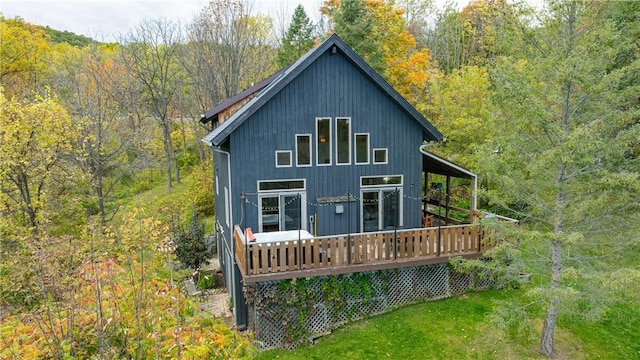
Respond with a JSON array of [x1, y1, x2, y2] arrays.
[[0, 89, 79, 231], [276, 5, 315, 68]]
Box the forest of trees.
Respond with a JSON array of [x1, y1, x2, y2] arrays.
[[1, 0, 638, 358]]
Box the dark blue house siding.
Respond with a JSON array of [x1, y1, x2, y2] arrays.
[[228, 49, 424, 237], [212, 149, 232, 289]]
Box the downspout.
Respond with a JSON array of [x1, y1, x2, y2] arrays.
[[205, 140, 244, 329], [211, 146, 233, 259]]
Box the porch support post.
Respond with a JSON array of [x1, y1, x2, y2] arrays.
[[471, 176, 478, 222], [424, 171, 429, 216], [445, 176, 451, 222]]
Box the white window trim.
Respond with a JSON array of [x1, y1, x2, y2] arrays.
[[257, 178, 306, 193], [360, 175, 403, 187], [295, 134, 312, 167], [360, 188, 403, 232], [316, 117, 332, 166], [336, 117, 351, 165], [373, 148, 388, 164], [354, 133, 370, 165], [275, 150, 292, 168]]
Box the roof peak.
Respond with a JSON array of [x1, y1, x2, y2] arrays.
[[203, 33, 443, 147]]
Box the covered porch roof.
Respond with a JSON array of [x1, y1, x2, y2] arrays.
[[420, 147, 477, 180], [420, 146, 478, 222]]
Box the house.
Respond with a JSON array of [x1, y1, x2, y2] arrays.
[[201, 34, 509, 344]]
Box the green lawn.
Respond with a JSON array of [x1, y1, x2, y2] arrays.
[[111, 171, 215, 234], [255, 289, 639, 360], [108, 171, 638, 360]]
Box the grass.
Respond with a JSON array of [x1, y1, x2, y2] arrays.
[[105, 169, 638, 360], [255, 288, 639, 360], [111, 170, 215, 234]]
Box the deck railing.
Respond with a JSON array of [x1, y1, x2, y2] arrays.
[[233, 222, 504, 277]]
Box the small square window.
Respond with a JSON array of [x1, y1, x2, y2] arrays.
[[275, 151, 292, 167], [373, 148, 388, 164]]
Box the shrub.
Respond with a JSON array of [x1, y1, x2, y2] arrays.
[[172, 209, 211, 271], [188, 164, 215, 217], [197, 270, 216, 289]]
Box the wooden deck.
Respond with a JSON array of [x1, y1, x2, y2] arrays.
[[234, 221, 509, 283]]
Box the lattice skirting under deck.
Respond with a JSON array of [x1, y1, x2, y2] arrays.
[[245, 263, 492, 349]]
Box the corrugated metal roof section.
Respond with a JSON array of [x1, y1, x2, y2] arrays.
[[420, 147, 477, 179], [202, 33, 444, 147]]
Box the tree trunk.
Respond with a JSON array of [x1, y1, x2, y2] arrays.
[[541, 164, 566, 357], [95, 175, 106, 227], [195, 121, 205, 165], [540, 239, 562, 357], [162, 121, 173, 190], [168, 130, 180, 184]]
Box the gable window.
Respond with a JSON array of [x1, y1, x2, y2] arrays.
[[355, 133, 369, 164], [296, 134, 311, 167], [257, 179, 306, 232], [336, 117, 351, 165], [316, 117, 332, 165], [275, 151, 292, 167], [373, 148, 388, 164]]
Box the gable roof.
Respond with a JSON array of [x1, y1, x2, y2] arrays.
[[199, 68, 286, 125], [202, 33, 443, 147]]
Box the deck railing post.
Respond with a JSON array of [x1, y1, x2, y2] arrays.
[[240, 195, 249, 275], [298, 193, 302, 270], [298, 238, 302, 270], [437, 184, 442, 257], [245, 229, 249, 275], [394, 187, 398, 261], [347, 191, 351, 265]]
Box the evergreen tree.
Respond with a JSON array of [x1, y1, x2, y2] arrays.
[[322, 0, 434, 107], [276, 4, 315, 68], [172, 209, 210, 271], [461, 1, 640, 357], [327, 0, 382, 72]]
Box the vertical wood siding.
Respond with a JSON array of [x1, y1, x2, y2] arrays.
[[230, 49, 425, 236]]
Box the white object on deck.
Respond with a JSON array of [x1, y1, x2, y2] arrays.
[[252, 230, 314, 244]]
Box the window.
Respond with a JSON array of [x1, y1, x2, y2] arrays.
[[257, 179, 307, 232], [316, 117, 331, 165], [361, 176, 402, 187], [373, 148, 388, 164], [275, 151, 292, 167], [258, 179, 305, 192], [296, 134, 311, 167], [355, 133, 369, 164], [336, 117, 351, 165]]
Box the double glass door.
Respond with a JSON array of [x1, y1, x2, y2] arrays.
[[361, 189, 400, 232], [260, 193, 306, 232]]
